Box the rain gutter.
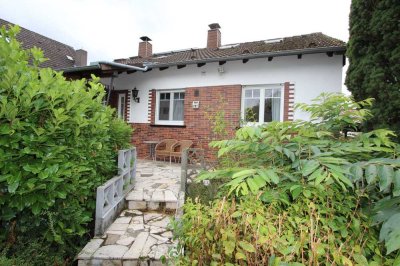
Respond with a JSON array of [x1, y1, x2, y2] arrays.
[[57, 61, 148, 73]]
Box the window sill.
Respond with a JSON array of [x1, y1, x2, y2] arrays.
[[150, 124, 186, 128]]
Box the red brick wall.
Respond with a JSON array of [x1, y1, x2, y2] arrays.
[[207, 29, 221, 49], [131, 85, 242, 159], [138, 41, 152, 58], [283, 82, 295, 121]]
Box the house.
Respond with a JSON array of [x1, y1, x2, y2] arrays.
[[0, 18, 87, 69], [64, 23, 346, 158]]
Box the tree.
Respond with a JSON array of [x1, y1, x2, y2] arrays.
[[346, 0, 400, 136]]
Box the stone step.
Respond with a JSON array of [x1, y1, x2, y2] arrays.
[[126, 189, 179, 211], [78, 210, 176, 266]]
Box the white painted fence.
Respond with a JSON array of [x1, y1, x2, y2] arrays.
[[94, 147, 136, 236]]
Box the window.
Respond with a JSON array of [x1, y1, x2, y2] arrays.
[[118, 93, 126, 120], [242, 85, 283, 124], [156, 90, 185, 125]]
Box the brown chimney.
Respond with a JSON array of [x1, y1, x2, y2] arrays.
[[138, 36, 152, 58], [207, 23, 221, 49], [75, 49, 87, 66]]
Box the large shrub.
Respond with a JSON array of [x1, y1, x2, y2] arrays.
[[346, 0, 400, 136], [174, 93, 400, 265], [0, 25, 132, 262]]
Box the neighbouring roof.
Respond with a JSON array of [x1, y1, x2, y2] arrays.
[[115, 32, 346, 68], [0, 18, 77, 69]]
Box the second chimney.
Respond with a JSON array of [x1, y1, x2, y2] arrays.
[[207, 23, 221, 49], [75, 49, 87, 66], [138, 36, 152, 58]]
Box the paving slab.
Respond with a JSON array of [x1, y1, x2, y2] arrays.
[[161, 231, 173, 238], [77, 238, 104, 259], [123, 232, 149, 259], [93, 245, 129, 259], [105, 234, 121, 245], [140, 235, 158, 257], [116, 236, 136, 246], [107, 223, 129, 232], [149, 216, 170, 228], [115, 217, 132, 224], [126, 189, 144, 201], [143, 213, 164, 223], [151, 190, 164, 202], [164, 190, 177, 202], [131, 215, 144, 224]]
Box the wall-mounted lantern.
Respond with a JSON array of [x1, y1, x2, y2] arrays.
[[132, 87, 140, 103]]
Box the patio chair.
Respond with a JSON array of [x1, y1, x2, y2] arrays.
[[171, 140, 194, 163], [155, 139, 178, 163]]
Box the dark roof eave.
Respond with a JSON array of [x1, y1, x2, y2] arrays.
[[145, 46, 346, 69], [56, 64, 102, 73]]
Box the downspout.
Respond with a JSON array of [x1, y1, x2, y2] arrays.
[[106, 72, 117, 105]]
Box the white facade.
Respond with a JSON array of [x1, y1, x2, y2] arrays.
[[102, 53, 343, 123]]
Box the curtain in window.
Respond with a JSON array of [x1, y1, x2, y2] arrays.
[[173, 99, 184, 120], [271, 98, 280, 121]]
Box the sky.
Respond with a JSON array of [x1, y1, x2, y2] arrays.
[[0, 0, 351, 63]]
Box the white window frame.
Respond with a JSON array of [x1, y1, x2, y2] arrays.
[[117, 93, 126, 120], [155, 89, 185, 126], [241, 84, 284, 125]]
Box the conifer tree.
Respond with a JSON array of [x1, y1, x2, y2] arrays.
[[346, 0, 400, 136]]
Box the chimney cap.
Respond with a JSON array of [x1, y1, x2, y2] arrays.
[[140, 36, 152, 42], [208, 23, 221, 30]]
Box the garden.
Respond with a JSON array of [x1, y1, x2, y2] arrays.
[[176, 93, 400, 265]]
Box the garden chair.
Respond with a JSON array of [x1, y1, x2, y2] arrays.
[[171, 140, 194, 163], [155, 139, 178, 163]]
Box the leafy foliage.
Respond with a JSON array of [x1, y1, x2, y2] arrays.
[[296, 93, 373, 136], [0, 25, 132, 262], [175, 93, 400, 263], [346, 0, 400, 137], [173, 194, 393, 265]]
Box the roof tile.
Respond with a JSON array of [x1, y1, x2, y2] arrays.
[[116, 32, 345, 67], [0, 18, 76, 69]]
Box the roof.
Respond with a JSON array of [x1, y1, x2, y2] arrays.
[[115, 32, 346, 68], [0, 18, 77, 69]]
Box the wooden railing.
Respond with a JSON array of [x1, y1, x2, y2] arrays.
[[94, 147, 136, 236]]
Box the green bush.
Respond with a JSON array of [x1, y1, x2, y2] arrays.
[[174, 93, 400, 265], [174, 193, 384, 265], [0, 25, 132, 263]]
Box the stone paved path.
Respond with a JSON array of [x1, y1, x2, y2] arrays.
[[126, 160, 181, 211], [77, 160, 183, 266]]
